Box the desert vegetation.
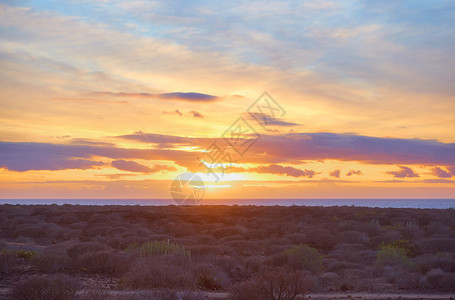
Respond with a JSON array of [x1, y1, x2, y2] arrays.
[[1, 204, 455, 299]]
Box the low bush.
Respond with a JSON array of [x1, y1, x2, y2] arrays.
[[121, 255, 195, 289], [420, 268, 455, 290], [415, 253, 455, 273], [32, 252, 71, 272], [376, 243, 413, 269], [283, 244, 323, 273], [194, 262, 229, 291], [10, 274, 80, 300], [66, 242, 108, 260], [136, 240, 191, 258], [77, 250, 127, 274], [0, 251, 20, 273], [229, 267, 306, 300]]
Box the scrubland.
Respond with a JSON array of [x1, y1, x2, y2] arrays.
[[1, 204, 455, 299]]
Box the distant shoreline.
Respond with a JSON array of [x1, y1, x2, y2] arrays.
[[1, 198, 455, 209]]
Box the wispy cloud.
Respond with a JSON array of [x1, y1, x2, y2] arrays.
[[162, 109, 183, 117], [111, 160, 176, 173], [231, 164, 316, 178]]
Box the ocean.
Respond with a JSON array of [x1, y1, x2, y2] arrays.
[[1, 199, 455, 209]]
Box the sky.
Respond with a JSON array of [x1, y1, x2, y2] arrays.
[[0, 0, 454, 200]]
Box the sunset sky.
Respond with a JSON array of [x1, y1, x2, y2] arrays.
[[1, 1, 454, 200]]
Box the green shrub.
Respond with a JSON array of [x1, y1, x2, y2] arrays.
[[387, 240, 416, 257], [1, 249, 37, 259], [376, 244, 412, 268], [283, 244, 322, 273]]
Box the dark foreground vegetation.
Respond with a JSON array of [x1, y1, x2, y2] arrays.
[[1, 204, 455, 299]]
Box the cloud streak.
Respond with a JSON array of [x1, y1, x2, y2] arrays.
[[91, 91, 219, 102], [111, 160, 176, 173], [231, 164, 316, 178], [118, 131, 455, 166], [1, 131, 455, 173]]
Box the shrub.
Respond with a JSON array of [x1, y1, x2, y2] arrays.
[[376, 244, 412, 269], [66, 242, 108, 260], [229, 267, 306, 300], [10, 274, 80, 300], [319, 272, 340, 291], [198, 273, 222, 291], [283, 244, 322, 273], [137, 240, 191, 258], [0, 251, 19, 273], [121, 255, 195, 289], [416, 253, 455, 273], [77, 250, 127, 274], [387, 239, 417, 257], [420, 268, 455, 290], [327, 261, 365, 272], [305, 230, 338, 250], [420, 238, 455, 253], [341, 231, 369, 244], [194, 262, 229, 291], [32, 252, 71, 272]]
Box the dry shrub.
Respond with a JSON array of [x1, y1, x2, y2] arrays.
[[420, 268, 455, 290], [382, 267, 420, 289], [305, 230, 338, 250], [121, 255, 195, 289], [10, 274, 80, 300], [32, 251, 71, 272], [416, 253, 455, 273], [194, 262, 229, 291], [77, 250, 127, 274], [0, 251, 20, 273], [341, 231, 369, 244], [66, 242, 108, 260], [319, 272, 341, 291], [327, 261, 364, 272], [420, 238, 455, 253], [229, 267, 306, 300]]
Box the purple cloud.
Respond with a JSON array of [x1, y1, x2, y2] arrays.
[[189, 110, 204, 118], [346, 170, 363, 176], [431, 166, 453, 178], [330, 169, 341, 177], [2, 130, 455, 173], [118, 131, 455, 166], [111, 160, 153, 173], [387, 166, 419, 178], [448, 166, 455, 176], [92, 91, 218, 102]]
